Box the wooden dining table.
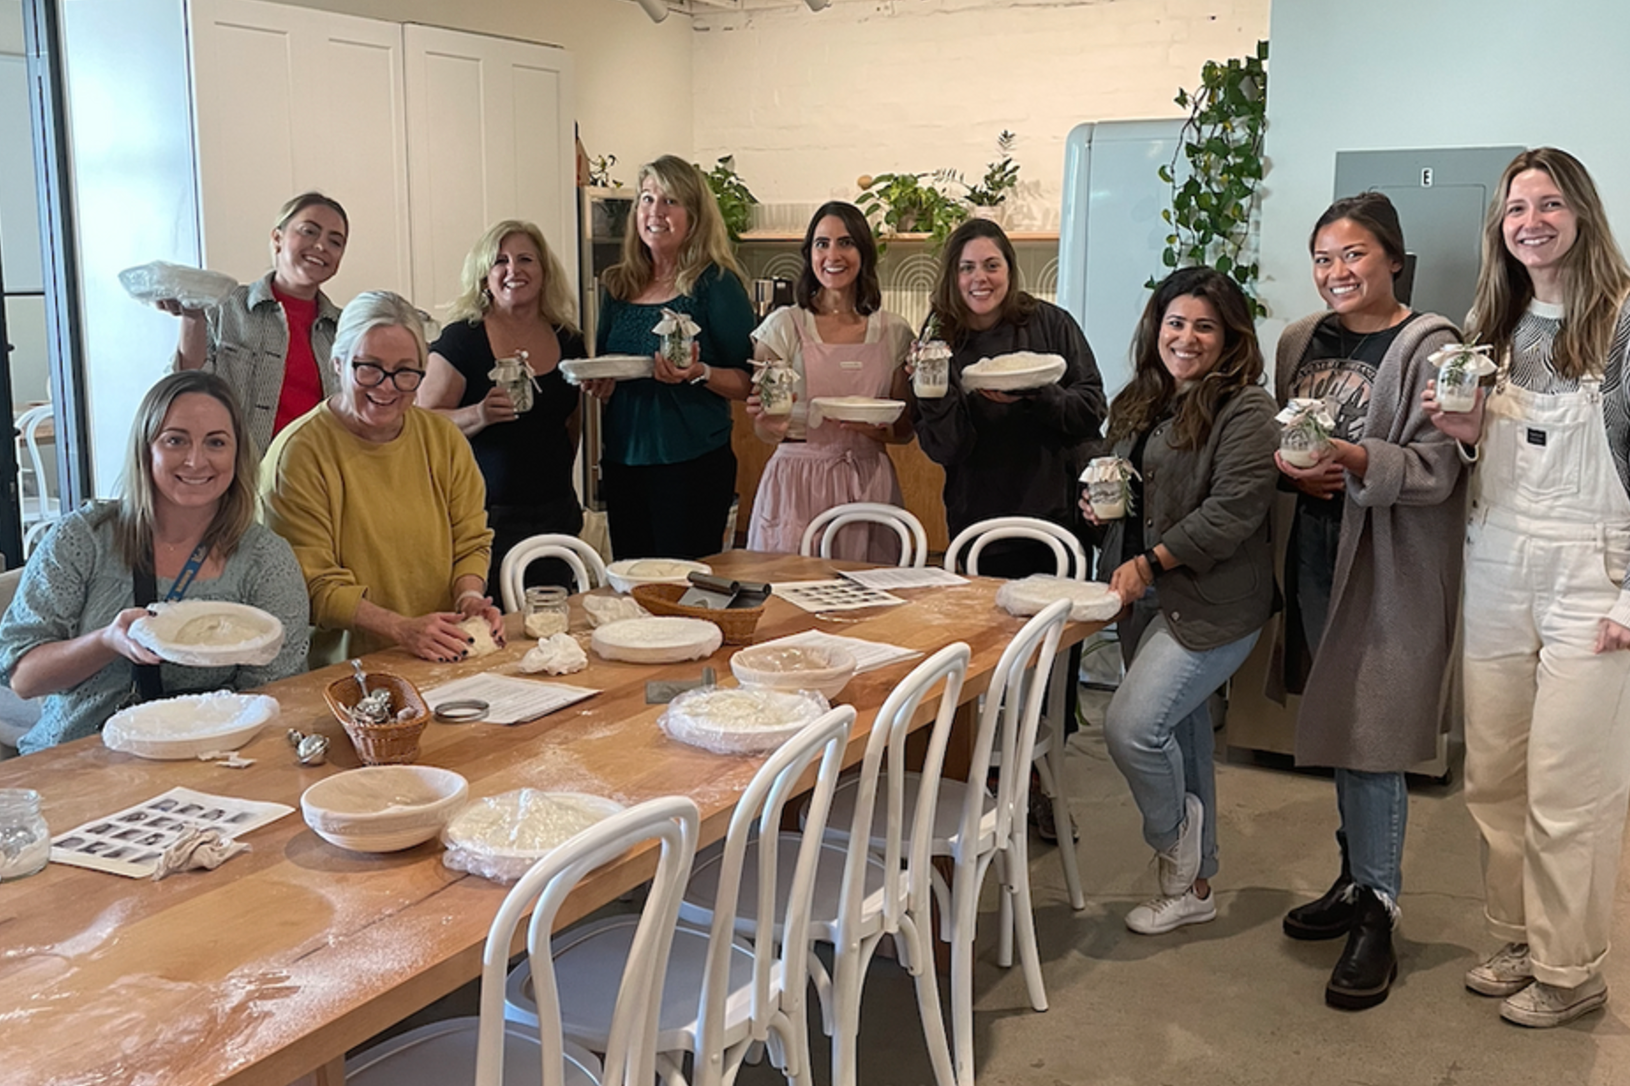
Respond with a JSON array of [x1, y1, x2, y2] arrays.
[[0, 551, 1100, 1086]]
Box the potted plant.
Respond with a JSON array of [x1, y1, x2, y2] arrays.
[[698, 155, 759, 244], [966, 131, 1020, 220], [855, 170, 969, 253]]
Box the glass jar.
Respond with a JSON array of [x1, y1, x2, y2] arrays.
[[1279, 426, 1330, 469], [523, 585, 571, 640], [0, 788, 50, 882], [1435, 360, 1480, 413], [911, 340, 951, 399]]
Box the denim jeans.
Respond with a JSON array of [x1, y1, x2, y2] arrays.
[[1105, 597, 1260, 881], [1334, 769, 1407, 903]]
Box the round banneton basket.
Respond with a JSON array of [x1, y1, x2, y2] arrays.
[[631, 583, 764, 645], [323, 671, 432, 766]]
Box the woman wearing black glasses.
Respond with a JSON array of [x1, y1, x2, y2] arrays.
[[262, 291, 498, 667]]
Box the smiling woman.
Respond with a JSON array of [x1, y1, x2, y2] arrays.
[[261, 292, 500, 667], [166, 192, 351, 454], [0, 371, 310, 753]]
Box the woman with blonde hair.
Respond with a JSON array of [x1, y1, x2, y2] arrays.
[[418, 220, 586, 585], [167, 192, 350, 453], [1429, 147, 1630, 1028], [581, 155, 755, 560], [0, 371, 309, 752]]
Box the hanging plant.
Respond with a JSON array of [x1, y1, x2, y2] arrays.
[[1147, 40, 1269, 317], [698, 155, 759, 244]]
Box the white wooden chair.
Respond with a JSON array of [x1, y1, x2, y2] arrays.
[[15, 405, 60, 558], [944, 515, 1088, 911], [800, 502, 928, 568], [499, 534, 609, 611], [687, 645, 969, 1086], [823, 600, 1070, 1086], [506, 707, 855, 1086], [345, 795, 700, 1086]]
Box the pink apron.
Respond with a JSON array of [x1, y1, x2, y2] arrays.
[[747, 314, 904, 562]]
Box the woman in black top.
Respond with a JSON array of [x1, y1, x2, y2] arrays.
[[419, 220, 585, 588]]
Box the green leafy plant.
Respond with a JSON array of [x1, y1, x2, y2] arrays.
[[587, 153, 621, 189], [855, 171, 969, 253], [698, 155, 759, 244], [1147, 40, 1269, 316], [967, 130, 1020, 207]]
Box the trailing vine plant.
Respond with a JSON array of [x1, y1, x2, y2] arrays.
[[1147, 40, 1269, 316]]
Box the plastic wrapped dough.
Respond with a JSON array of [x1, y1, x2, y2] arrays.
[[441, 789, 624, 882], [995, 574, 1126, 622], [118, 261, 240, 311], [659, 686, 830, 755]]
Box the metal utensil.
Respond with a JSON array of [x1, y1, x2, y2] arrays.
[[349, 659, 367, 696]]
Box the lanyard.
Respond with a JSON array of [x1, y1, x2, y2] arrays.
[[165, 544, 210, 602]]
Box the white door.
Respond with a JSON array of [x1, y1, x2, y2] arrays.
[[188, 0, 412, 305], [403, 25, 576, 321]]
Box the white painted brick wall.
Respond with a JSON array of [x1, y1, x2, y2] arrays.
[[692, 0, 1269, 228]]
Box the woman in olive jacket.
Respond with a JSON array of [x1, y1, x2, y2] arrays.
[[1086, 266, 1279, 937]]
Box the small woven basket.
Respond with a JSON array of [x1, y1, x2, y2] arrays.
[[631, 583, 765, 646], [323, 671, 432, 766]]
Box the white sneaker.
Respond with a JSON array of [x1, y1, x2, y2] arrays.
[[1125, 887, 1217, 935], [1500, 976, 1608, 1028], [1466, 942, 1533, 997], [1156, 793, 1204, 896]]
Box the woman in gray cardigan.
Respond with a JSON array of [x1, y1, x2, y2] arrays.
[[1086, 266, 1278, 937], [1273, 193, 1463, 1011]]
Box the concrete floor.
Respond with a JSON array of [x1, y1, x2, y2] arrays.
[[736, 688, 1630, 1086]]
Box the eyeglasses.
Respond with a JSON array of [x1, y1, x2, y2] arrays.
[[350, 360, 425, 392]]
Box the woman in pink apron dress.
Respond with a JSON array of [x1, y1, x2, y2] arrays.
[[1429, 147, 1630, 1029], [745, 202, 914, 561]]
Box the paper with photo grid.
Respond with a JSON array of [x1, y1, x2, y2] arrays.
[[838, 567, 969, 590], [751, 630, 922, 674], [771, 579, 906, 613], [421, 674, 599, 726], [50, 786, 293, 879]]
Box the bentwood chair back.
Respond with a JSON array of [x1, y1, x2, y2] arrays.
[[500, 533, 609, 610], [800, 502, 929, 568], [344, 796, 700, 1086], [942, 515, 1087, 581], [507, 707, 855, 1086]]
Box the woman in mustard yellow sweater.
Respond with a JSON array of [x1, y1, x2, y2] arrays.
[[261, 291, 498, 666]]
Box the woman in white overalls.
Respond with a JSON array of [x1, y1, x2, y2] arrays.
[[1428, 147, 1630, 1029], [744, 202, 915, 561]]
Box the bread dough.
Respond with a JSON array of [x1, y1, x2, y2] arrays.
[[960, 352, 1068, 392], [441, 789, 624, 881], [627, 559, 694, 578], [660, 687, 829, 754], [129, 600, 285, 667], [173, 613, 264, 645], [591, 616, 722, 664], [459, 616, 501, 657], [995, 575, 1126, 622]]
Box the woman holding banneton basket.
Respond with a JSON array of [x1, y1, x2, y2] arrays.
[[262, 291, 500, 668], [743, 201, 914, 561], [1083, 265, 1277, 937], [166, 192, 350, 454], [1270, 192, 1465, 1012], [417, 220, 586, 588], [1427, 147, 1630, 1029], [0, 371, 309, 754], [581, 155, 754, 560]]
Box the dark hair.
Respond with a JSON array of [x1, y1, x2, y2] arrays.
[[1309, 192, 1406, 280], [1107, 266, 1265, 450], [795, 202, 882, 315], [928, 218, 1037, 343]]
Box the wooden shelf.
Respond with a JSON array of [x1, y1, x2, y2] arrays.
[[738, 230, 1058, 243]]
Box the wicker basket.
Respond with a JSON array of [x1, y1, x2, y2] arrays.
[[631, 583, 765, 646], [323, 671, 432, 766]]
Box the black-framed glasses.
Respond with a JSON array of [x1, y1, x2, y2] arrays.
[[351, 360, 425, 392]]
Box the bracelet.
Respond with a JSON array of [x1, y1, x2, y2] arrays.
[[456, 589, 487, 608], [688, 363, 712, 386], [1142, 548, 1165, 579]]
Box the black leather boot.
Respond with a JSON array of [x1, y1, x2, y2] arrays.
[[1325, 887, 1397, 1010], [1283, 855, 1356, 940]]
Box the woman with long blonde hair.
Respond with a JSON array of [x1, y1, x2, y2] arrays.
[[582, 155, 755, 560], [1429, 147, 1630, 1028], [418, 220, 586, 586]]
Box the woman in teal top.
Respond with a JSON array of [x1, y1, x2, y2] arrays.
[[584, 155, 754, 559]]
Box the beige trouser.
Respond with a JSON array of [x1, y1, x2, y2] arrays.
[[1462, 375, 1630, 988]]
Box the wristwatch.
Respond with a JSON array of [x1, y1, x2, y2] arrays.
[[688, 363, 712, 386]]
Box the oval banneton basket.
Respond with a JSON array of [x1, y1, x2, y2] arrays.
[[631, 583, 764, 646], [323, 671, 432, 766]]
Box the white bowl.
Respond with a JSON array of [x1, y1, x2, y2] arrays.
[[441, 790, 624, 881], [959, 351, 1068, 392], [605, 558, 711, 595], [731, 642, 857, 701], [102, 691, 280, 760], [660, 686, 832, 754], [560, 354, 654, 384], [592, 616, 722, 664], [130, 600, 285, 667], [809, 396, 906, 426], [301, 765, 470, 853]]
